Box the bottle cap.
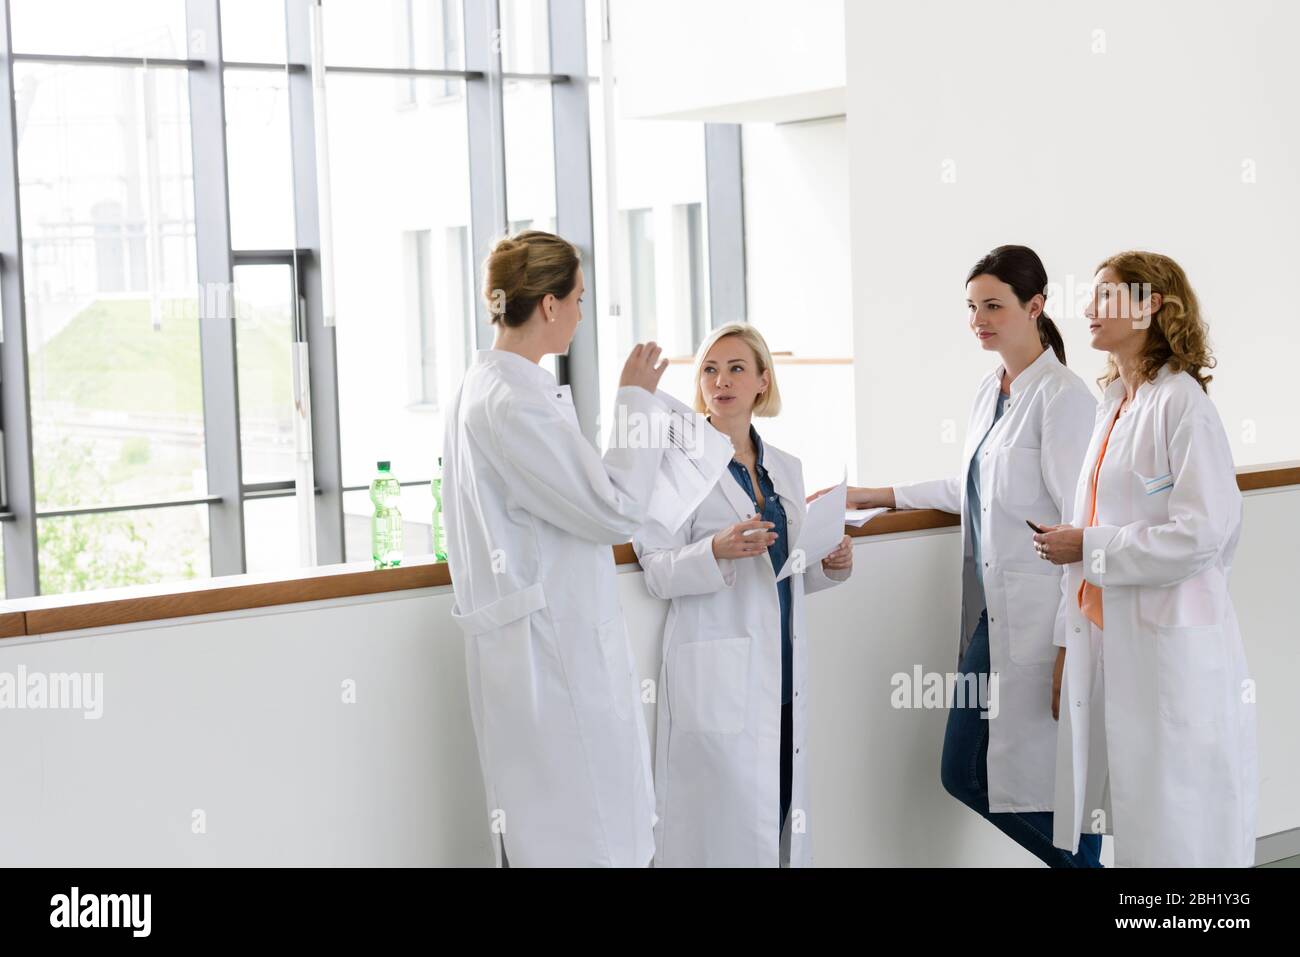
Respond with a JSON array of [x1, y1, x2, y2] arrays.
[[377, 460, 390, 471]]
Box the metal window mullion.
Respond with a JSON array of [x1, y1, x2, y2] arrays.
[[548, 0, 600, 443], [38, 495, 223, 520], [464, 0, 507, 350], [285, 0, 344, 564], [185, 0, 246, 576], [11, 52, 201, 69], [704, 123, 747, 327], [0, 0, 40, 596]]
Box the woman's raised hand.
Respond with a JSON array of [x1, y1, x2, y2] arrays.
[[619, 341, 669, 394]]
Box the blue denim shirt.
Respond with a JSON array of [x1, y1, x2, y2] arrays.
[[726, 425, 794, 705]]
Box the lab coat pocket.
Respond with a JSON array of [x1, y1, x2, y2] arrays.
[[672, 637, 752, 734], [1001, 569, 1060, 666], [473, 616, 539, 770], [1155, 623, 1227, 728], [995, 447, 1043, 508], [453, 586, 549, 743]]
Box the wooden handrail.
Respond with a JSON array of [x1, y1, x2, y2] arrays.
[[0, 461, 1295, 639]]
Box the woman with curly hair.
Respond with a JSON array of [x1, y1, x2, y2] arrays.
[[1033, 251, 1258, 866]]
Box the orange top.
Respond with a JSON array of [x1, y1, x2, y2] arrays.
[[1078, 401, 1126, 628]]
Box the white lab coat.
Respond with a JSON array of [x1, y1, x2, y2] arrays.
[[442, 349, 667, 867], [893, 348, 1096, 812], [633, 436, 850, 867], [1053, 363, 1258, 867]]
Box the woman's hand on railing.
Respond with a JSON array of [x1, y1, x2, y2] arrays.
[[823, 486, 895, 509]]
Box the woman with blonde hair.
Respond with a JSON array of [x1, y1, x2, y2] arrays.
[[1035, 251, 1257, 866], [633, 322, 853, 867], [442, 230, 670, 867]]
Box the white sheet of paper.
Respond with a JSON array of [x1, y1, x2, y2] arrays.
[[776, 474, 848, 581], [644, 390, 734, 534], [845, 507, 889, 527]]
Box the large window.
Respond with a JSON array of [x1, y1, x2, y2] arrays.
[[0, 0, 747, 597], [13, 53, 210, 592]]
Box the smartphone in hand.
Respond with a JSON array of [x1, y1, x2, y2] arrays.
[[1026, 519, 1047, 534]]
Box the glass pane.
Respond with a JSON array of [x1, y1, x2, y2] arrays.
[[243, 495, 303, 574], [503, 78, 555, 383], [234, 264, 296, 485], [38, 504, 210, 596], [585, 0, 604, 80], [587, 73, 708, 436], [225, 70, 295, 250], [324, 0, 463, 71], [343, 483, 435, 563], [503, 79, 555, 230], [326, 74, 472, 489], [9, 0, 188, 58], [623, 207, 656, 342], [220, 0, 287, 63], [16, 63, 205, 512], [499, 0, 550, 74], [686, 202, 708, 351]]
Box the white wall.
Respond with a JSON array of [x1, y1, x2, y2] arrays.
[[1, 486, 1294, 866], [612, 0, 845, 122], [845, 0, 1300, 484]]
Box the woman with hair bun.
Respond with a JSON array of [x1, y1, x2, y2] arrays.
[[442, 230, 670, 868], [1036, 251, 1257, 867]]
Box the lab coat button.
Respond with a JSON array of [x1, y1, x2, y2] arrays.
[[1074, 626, 1081, 633]]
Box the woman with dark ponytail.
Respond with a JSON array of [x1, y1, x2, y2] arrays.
[[844, 245, 1102, 865]]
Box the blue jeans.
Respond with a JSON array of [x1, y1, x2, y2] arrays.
[[940, 609, 1103, 868]]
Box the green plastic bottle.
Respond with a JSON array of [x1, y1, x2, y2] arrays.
[[370, 460, 403, 569], [431, 455, 447, 562]]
